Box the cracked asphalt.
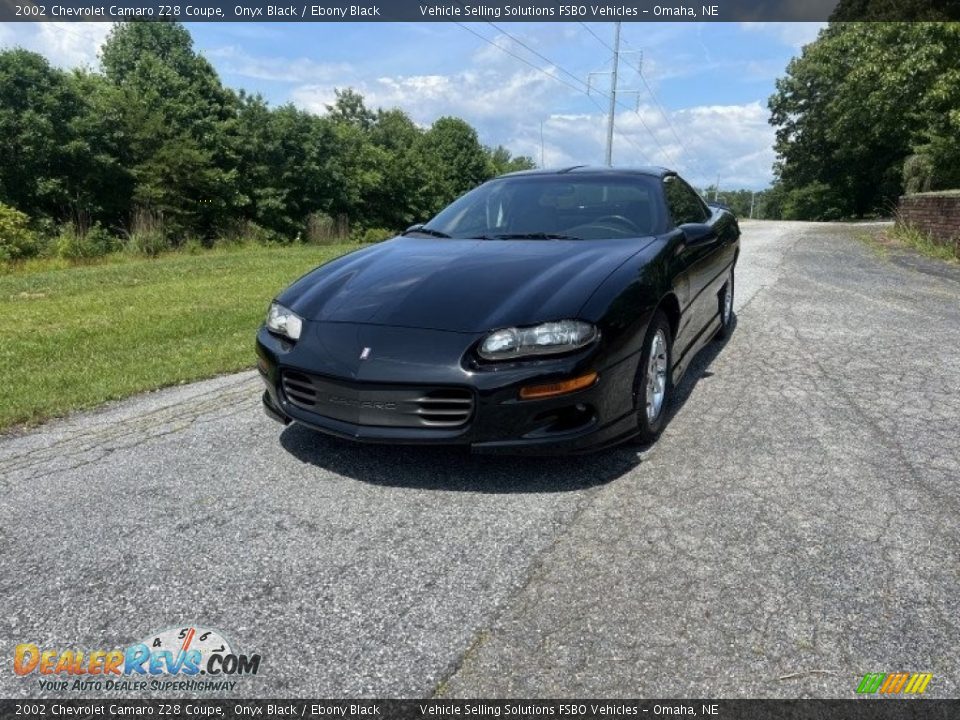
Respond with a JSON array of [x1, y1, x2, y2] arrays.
[[1, 221, 958, 699]]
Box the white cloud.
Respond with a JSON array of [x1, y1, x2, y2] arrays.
[[740, 22, 827, 49], [290, 39, 776, 190], [292, 30, 579, 127], [203, 46, 351, 84], [507, 101, 775, 189], [0, 22, 110, 68]]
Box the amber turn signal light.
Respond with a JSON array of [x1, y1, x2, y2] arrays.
[[519, 371, 598, 400]]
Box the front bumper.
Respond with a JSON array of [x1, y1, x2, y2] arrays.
[[256, 322, 640, 455]]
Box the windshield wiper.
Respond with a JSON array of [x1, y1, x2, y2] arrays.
[[403, 225, 451, 238], [492, 233, 583, 241]]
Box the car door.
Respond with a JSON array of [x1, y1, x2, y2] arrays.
[[663, 176, 723, 349]]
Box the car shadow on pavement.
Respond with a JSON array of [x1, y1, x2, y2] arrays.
[[278, 316, 737, 494], [279, 423, 640, 493], [631, 314, 738, 452], [669, 315, 738, 410]]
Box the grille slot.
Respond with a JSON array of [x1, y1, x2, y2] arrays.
[[281, 371, 318, 408], [413, 390, 474, 427], [280, 371, 473, 429]]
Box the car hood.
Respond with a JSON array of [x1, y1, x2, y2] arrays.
[[278, 236, 651, 333]]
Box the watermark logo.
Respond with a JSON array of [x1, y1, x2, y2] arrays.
[[13, 625, 261, 692], [856, 672, 932, 695]]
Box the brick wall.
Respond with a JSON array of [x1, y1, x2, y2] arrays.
[[897, 193, 960, 257]]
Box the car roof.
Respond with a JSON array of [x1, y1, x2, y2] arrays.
[[499, 165, 676, 180]]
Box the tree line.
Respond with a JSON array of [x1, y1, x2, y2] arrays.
[[767, 21, 960, 221], [0, 22, 534, 261]]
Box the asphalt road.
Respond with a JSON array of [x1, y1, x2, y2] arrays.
[[1, 221, 958, 699]]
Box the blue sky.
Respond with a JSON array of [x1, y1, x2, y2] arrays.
[[1, 21, 824, 189]]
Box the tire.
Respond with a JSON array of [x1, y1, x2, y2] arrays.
[[715, 267, 735, 340], [633, 310, 673, 443]]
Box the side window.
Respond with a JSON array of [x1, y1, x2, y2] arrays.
[[664, 177, 709, 227]]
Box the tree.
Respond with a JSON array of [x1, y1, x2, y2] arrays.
[[420, 117, 491, 212], [486, 145, 536, 176], [100, 22, 239, 239], [1, 24, 542, 248], [326, 88, 376, 130], [830, 0, 960, 21], [769, 22, 960, 219], [368, 108, 431, 228], [0, 50, 83, 221]]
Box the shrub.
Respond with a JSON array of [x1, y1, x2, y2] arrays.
[[353, 227, 395, 244], [126, 208, 168, 257], [903, 154, 935, 195], [305, 212, 350, 245], [242, 221, 284, 246], [0, 203, 40, 262], [782, 182, 845, 221], [182, 237, 204, 255], [216, 220, 284, 247], [56, 222, 120, 259]]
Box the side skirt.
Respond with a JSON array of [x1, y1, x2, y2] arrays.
[[670, 314, 721, 387]]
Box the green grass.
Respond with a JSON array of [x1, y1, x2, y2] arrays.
[[0, 243, 360, 430], [890, 223, 959, 263]]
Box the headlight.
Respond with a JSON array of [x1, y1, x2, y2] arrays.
[[479, 320, 598, 360], [265, 302, 303, 341]]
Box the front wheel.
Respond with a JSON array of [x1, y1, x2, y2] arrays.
[[715, 268, 735, 340], [633, 311, 673, 443]]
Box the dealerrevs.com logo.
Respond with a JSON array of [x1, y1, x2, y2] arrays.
[[14, 626, 261, 692]]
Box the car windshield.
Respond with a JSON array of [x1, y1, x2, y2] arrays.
[[422, 175, 665, 240]]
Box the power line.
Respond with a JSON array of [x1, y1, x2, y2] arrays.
[[454, 22, 650, 165], [636, 68, 707, 178], [579, 24, 710, 180], [604, 21, 621, 166], [578, 22, 614, 53], [452, 22, 587, 96], [485, 22, 660, 166], [576, 23, 683, 169], [485, 21, 594, 95], [619, 36, 709, 180]]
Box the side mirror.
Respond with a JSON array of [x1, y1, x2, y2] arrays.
[[404, 223, 424, 234], [680, 223, 716, 245]]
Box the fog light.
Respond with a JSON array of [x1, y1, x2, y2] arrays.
[[519, 371, 598, 400]]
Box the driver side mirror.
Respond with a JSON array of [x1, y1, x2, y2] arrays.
[[680, 223, 716, 245], [405, 223, 424, 233]]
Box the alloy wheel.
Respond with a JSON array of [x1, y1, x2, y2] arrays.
[[645, 329, 668, 423]]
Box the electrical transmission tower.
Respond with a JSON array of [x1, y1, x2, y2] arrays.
[[587, 22, 643, 166]]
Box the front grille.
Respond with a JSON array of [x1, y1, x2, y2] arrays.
[[412, 389, 475, 427], [281, 371, 318, 407], [280, 371, 474, 429]]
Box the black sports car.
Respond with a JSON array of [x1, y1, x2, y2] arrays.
[[256, 166, 740, 454]]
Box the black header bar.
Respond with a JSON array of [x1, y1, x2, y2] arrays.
[[2, 0, 960, 23]]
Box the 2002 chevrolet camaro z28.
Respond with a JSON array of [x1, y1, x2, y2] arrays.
[[257, 166, 740, 454]]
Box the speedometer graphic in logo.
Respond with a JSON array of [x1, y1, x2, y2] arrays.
[[137, 626, 233, 669]]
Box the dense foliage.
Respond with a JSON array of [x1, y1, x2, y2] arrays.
[[768, 22, 960, 220], [0, 22, 534, 257]]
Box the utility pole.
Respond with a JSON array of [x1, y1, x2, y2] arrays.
[[540, 121, 545, 168], [714, 175, 720, 201], [749, 191, 756, 219], [604, 21, 622, 167]]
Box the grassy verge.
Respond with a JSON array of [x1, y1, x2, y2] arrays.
[[889, 223, 959, 263], [0, 243, 360, 430], [860, 224, 958, 264]]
